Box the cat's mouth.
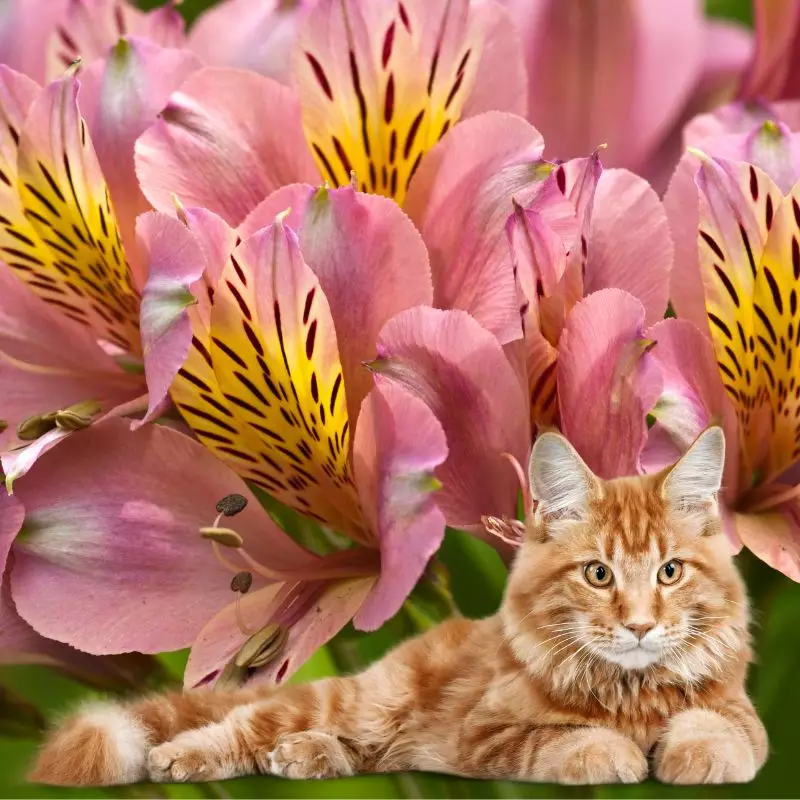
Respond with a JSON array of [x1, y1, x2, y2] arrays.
[[599, 637, 664, 670]]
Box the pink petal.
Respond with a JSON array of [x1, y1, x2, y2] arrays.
[[458, 1, 527, 119], [584, 168, 673, 327], [404, 111, 545, 344], [694, 21, 754, 110], [0, 489, 23, 572], [188, 0, 307, 85], [0, 263, 143, 454], [135, 68, 318, 227], [77, 38, 202, 291], [509, 0, 703, 170], [663, 151, 707, 329], [558, 289, 663, 479], [352, 381, 447, 630], [44, 0, 185, 82], [0, 0, 68, 83], [645, 318, 741, 499], [374, 306, 530, 530], [740, 0, 800, 101], [136, 209, 236, 425], [247, 185, 433, 428], [10, 419, 313, 655], [186, 576, 375, 689], [734, 507, 800, 582]]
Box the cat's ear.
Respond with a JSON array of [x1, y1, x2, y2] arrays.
[[661, 426, 725, 512], [529, 432, 598, 521]]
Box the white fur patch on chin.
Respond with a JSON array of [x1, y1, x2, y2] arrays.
[[80, 704, 148, 783], [602, 647, 662, 670]]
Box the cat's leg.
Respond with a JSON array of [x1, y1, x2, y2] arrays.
[[29, 688, 263, 786], [147, 676, 378, 782], [654, 696, 767, 784], [450, 723, 648, 784]]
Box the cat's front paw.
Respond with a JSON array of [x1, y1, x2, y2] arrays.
[[655, 709, 755, 784], [267, 730, 355, 779], [148, 728, 244, 783], [556, 729, 647, 785]]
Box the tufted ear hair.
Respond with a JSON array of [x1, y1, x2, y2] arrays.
[[661, 426, 725, 512], [528, 432, 598, 521]]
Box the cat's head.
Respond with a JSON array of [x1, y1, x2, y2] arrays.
[[503, 427, 749, 684]]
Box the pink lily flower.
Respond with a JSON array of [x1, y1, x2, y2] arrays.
[[649, 153, 800, 579], [0, 487, 158, 689], [134, 0, 528, 223], [0, 41, 201, 486], [499, 0, 753, 188], [0, 0, 185, 85], [7, 186, 459, 688]]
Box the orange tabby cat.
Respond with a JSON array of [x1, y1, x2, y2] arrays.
[[30, 426, 766, 786]]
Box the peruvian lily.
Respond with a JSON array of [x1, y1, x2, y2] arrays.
[[0, 487, 159, 691], [7, 186, 458, 688], [499, 0, 753, 189], [134, 0, 528, 223], [0, 41, 200, 486], [0, 0, 185, 85], [647, 153, 800, 579]]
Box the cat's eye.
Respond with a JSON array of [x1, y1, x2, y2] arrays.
[[584, 561, 613, 588], [657, 560, 684, 585]]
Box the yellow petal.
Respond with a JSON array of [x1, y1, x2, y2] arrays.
[[171, 219, 365, 538], [0, 76, 139, 354], [295, 0, 483, 204]]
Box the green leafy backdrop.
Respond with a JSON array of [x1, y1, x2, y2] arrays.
[[3, 1, 796, 797]]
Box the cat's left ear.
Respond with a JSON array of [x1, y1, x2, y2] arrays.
[[661, 426, 725, 513]]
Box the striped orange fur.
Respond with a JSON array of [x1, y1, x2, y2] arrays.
[[30, 428, 767, 786]]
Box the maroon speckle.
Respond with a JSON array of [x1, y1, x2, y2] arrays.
[[382, 22, 395, 68], [306, 52, 333, 100], [276, 659, 290, 683]]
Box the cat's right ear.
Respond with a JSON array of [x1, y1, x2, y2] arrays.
[[528, 432, 599, 523]]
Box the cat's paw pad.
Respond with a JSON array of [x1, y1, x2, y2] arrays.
[[655, 734, 755, 784], [147, 741, 212, 783], [559, 732, 647, 784], [267, 731, 354, 779]]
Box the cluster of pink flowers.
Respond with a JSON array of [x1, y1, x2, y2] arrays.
[[2, 0, 800, 690]]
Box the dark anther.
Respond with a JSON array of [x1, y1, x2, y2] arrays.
[[231, 571, 253, 594], [216, 493, 248, 517]]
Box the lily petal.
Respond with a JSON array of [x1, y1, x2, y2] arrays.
[[171, 217, 365, 537], [585, 168, 673, 327], [734, 507, 800, 582], [352, 381, 447, 630], [374, 306, 530, 531], [645, 318, 740, 498], [135, 67, 318, 227], [188, 0, 307, 85], [45, 0, 185, 82], [247, 185, 433, 428], [509, 0, 703, 170], [0, 263, 142, 454], [294, 0, 525, 205], [77, 38, 202, 291], [740, 0, 800, 102], [137, 208, 236, 425], [186, 576, 375, 689], [10, 419, 314, 655], [404, 111, 545, 344], [557, 289, 662, 479], [0, 0, 68, 83], [0, 72, 141, 353]]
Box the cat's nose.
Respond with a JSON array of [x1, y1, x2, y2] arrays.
[[625, 622, 655, 640]]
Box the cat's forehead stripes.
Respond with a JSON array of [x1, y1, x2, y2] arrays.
[[590, 479, 670, 561]]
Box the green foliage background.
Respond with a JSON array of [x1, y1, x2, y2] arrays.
[[3, 1, 797, 797]]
